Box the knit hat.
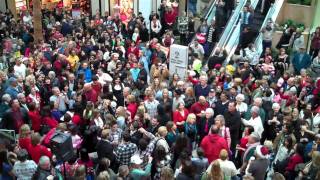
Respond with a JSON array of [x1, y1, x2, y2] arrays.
[[256, 145, 269, 159]]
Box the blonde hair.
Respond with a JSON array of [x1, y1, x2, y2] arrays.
[[219, 149, 228, 161], [186, 113, 196, 124], [127, 95, 136, 103], [185, 87, 195, 97], [19, 124, 31, 138], [312, 151, 320, 168], [208, 160, 223, 180], [116, 106, 127, 117], [157, 126, 168, 137]]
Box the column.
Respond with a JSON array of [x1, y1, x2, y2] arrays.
[[33, 0, 43, 42], [7, 0, 18, 19]]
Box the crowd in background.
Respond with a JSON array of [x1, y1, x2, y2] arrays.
[[0, 0, 320, 180]]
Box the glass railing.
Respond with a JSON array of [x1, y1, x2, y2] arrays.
[[225, 0, 261, 61], [254, 0, 285, 56], [211, 0, 248, 56]]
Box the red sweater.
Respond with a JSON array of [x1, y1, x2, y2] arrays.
[[286, 154, 304, 172], [190, 102, 209, 116], [127, 103, 138, 119], [201, 134, 228, 163], [28, 110, 42, 132], [18, 137, 31, 150], [173, 109, 189, 125], [43, 117, 58, 128], [28, 144, 52, 163]]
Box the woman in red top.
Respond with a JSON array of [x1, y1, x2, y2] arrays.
[[28, 133, 52, 164], [164, 6, 177, 30], [173, 102, 189, 132], [28, 102, 41, 132], [126, 94, 138, 120], [18, 124, 31, 150], [126, 41, 140, 58], [285, 143, 304, 179], [236, 126, 255, 158]]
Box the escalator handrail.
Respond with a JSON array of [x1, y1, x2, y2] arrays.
[[189, 0, 218, 45], [211, 0, 248, 56], [224, 0, 261, 61], [254, 0, 285, 55]]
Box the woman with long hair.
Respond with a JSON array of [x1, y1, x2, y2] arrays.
[[166, 121, 179, 147], [172, 102, 189, 132], [18, 124, 32, 150], [202, 160, 224, 180], [285, 143, 305, 180]]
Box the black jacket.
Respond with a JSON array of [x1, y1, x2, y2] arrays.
[[224, 110, 241, 150], [198, 117, 215, 140], [1, 108, 30, 132], [207, 55, 225, 70], [96, 139, 116, 162]]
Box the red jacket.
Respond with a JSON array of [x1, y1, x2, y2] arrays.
[[201, 133, 228, 163], [18, 137, 31, 150], [43, 116, 58, 129], [28, 110, 41, 132], [286, 154, 304, 172], [28, 144, 52, 163], [190, 102, 209, 116], [173, 109, 189, 125]]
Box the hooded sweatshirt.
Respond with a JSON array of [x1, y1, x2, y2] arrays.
[[200, 133, 228, 163]]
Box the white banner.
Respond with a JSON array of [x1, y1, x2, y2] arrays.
[[169, 44, 189, 80]]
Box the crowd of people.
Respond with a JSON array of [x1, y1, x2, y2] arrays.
[[0, 0, 320, 179]]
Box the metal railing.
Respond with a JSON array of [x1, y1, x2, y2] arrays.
[[211, 0, 248, 56], [225, 0, 261, 61]]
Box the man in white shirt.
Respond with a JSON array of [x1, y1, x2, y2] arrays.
[[96, 68, 113, 86], [107, 53, 119, 73], [242, 106, 264, 138], [14, 58, 27, 80]]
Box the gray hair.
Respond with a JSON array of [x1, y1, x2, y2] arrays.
[[215, 115, 225, 125], [17, 93, 25, 99], [205, 108, 214, 115], [2, 94, 11, 103], [251, 106, 260, 114]]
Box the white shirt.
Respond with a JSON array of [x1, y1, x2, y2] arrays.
[[242, 116, 264, 138], [94, 116, 104, 129], [150, 20, 162, 33], [236, 102, 248, 114], [218, 159, 237, 179], [13, 160, 37, 180], [14, 64, 27, 79], [97, 73, 113, 86]]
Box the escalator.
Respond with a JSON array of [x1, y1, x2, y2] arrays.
[[189, 0, 218, 44], [223, 0, 267, 61], [223, 0, 285, 61]]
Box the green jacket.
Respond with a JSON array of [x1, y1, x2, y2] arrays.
[[129, 163, 152, 180]]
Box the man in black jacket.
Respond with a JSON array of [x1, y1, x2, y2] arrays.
[[224, 101, 241, 158], [1, 99, 29, 133], [198, 108, 215, 141], [207, 48, 226, 71], [96, 129, 116, 169]]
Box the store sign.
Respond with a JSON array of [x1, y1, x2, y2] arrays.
[[169, 44, 188, 79]]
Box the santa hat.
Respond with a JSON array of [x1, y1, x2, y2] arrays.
[[256, 145, 269, 159]]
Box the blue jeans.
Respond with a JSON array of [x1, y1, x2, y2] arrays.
[[188, 0, 197, 15]]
